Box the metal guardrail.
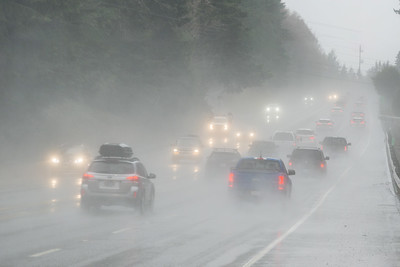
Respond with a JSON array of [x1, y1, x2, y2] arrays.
[[385, 132, 400, 196]]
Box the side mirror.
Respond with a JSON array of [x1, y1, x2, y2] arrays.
[[148, 173, 156, 179], [347, 143, 352, 146], [325, 156, 330, 160], [288, 169, 295, 176]]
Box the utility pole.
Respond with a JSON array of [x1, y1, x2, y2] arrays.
[[358, 45, 363, 78]]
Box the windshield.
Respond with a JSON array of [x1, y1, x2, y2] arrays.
[[89, 161, 135, 174], [177, 138, 200, 147], [292, 150, 322, 160]]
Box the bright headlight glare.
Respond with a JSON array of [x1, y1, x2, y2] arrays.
[[224, 124, 228, 130], [193, 149, 199, 153], [209, 124, 213, 130], [236, 132, 241, 137], [74, 157, 84, 164], [250, 132, 254, 137], [275, 107, 279, 111], [267, 107, 270, 112], [51, 157, 60, 164], [173, 148, 178, 152]]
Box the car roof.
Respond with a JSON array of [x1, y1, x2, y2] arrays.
[[294, 146, 321, 151], [318, 118, 332, 121], [212, 147, 239, 153], [352, 117, 364, 120], [93, 157, 138, 164], [241, 156, 281, 162]]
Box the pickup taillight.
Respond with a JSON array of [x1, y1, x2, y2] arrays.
[[278, 175, 284, 190]]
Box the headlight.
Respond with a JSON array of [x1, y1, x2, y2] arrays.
[[249, 132, 254, 138], [51, 157, 60, 164], [193, 149, 199, 154], [173, 148, 178, 153], [236, 132, 241, 137], [275, 107, 280, 112], [224, 124, 228, 130], [266, 107, 270, 112], [304, 97, 308, 101], [209, 124, 214, 130], [74, 157, 84, 164]]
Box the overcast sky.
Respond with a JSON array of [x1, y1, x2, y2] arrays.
[[283, 0, 400, 73]]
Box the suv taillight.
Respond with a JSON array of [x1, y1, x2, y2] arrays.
[[82, 173, 94, 179], [126, 176, 139, 181], [229, 173, 234, 188]]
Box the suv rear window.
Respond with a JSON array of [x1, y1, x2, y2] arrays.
[[296, 130, 314, 135], [89, 161, 135, 174], [273, 132, 294, 141], [292, 149, 322, 160], [236, 159, 281, 172], [323, 137, 346, 145]]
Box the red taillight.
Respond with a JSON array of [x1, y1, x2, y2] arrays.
[[351, 120, 355, 124], [126, 175, 139, 181], [321, 145, 323, 150], [320, 163, 325, 168], [288, 161, 292, 166], [344, 146, 347, 151], [328, 123, 332, 125], [278, 175, 284, 190], [361, 121, 365, 124], [82, 173, 94, 179], [309, 136, 315, 140], [229, 173, 234, 187]]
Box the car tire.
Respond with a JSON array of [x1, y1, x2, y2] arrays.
[[148, 188, 155, 213], [138, 194, 147, 215]]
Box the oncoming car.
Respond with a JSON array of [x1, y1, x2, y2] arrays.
[[266, 104, 280, 123], [47, 144, 92, 173], [172, 135, 203, 163], [80, 143, 156, 214]]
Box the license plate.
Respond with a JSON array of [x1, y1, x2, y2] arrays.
[[99, 181, 119, 189]]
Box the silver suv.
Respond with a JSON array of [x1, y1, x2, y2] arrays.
[[80, 157, 156, 214]]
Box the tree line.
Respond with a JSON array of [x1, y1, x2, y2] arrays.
[[0, 0, 355, 153]]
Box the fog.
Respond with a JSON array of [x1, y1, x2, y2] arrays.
[[1, 1, 400, 266]]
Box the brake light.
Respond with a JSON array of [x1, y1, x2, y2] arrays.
[[351, 120, 355, 124], [288, 161, 292, 166], [320, 163, 325, 168], [82, 173, 94, 179], [126, 175, 139, 181], [229, 173, 234, 187], [278, 175, 284, 190], [361, 121, 365, 124], [344, 146, 347, 151], [320, 145, 323, 150], [309, 136, 315, 140], [327, 123, 332, 125]]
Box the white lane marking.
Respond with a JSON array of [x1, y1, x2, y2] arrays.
[[243, 121, 375, 266], [29, 248, 61, 258], [112, 227, 131, 234]]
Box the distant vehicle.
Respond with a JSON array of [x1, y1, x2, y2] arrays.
[[350, 117, 366, 128], [204, 148, 241, 177], [172, 135, 203, 163], [272, 131, 296, 152], [351, 111, 365, 118], [354, 101, 365, 109], [228, 157, 294, 199], [80, 143, 156, 214], [266, 104, 280, 123], [328, 93, 338, 101], [331, 106, 344, 115], [335, 99, 346, 108], [320, 136, 351, 154], [288, 147, 329, 175], [248, 140, 278, 158], [315, 118, 334, 131], [208, 116, 230, 134], [304, 96, 314, 106], [47, 144, 92, 173], [235, 130, 256, 149], [295, 129, 316, 145]]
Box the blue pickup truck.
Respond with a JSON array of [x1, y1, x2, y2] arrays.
[[228, 157, 295, 199]]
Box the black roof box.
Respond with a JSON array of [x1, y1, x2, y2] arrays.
[[99, 143, 133, 158]]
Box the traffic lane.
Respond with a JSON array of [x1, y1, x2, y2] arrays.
[[0, 153, 344, 266], [236, 111, 400, 266]]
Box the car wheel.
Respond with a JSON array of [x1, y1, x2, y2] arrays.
[[138, 194, 147, 215], [148, 189, 155, 213]]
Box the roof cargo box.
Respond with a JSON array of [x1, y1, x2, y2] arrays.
[[99, 143, 133, 158]]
